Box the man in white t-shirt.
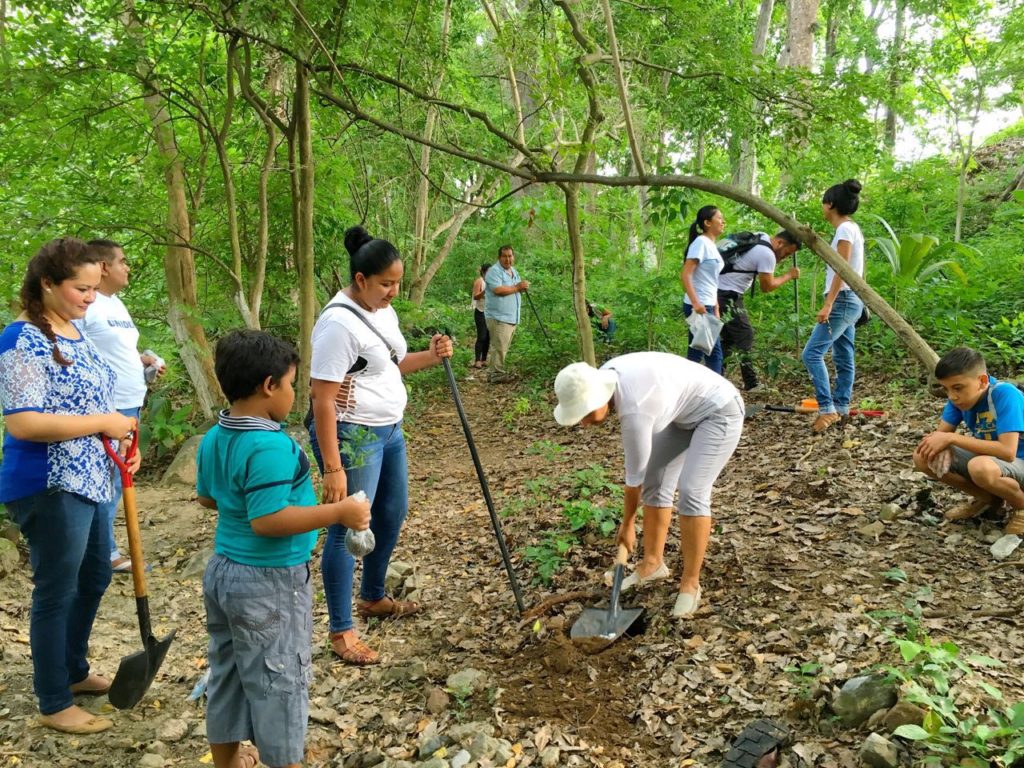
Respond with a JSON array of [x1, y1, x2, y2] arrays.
[[716, 231, 801, 392], [83, 240, 165, 572]]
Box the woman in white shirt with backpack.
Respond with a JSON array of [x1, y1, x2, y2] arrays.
[[800, 179, 865, 434]]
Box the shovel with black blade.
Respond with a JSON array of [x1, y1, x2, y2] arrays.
[[570, 544, 645, 647], [103, 433, 176, 709]]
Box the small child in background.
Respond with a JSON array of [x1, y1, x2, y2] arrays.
[[197, 330, 370, 768], [913, 346, 1024, 535]]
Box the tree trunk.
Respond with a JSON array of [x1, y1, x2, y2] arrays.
[[779, 0, 819, 69], [564, 183, 595, 366], [123, 4, 221, 416], [883, 0, 905, 152], [734, 0, 774, 192], [292, 15, 316, 415]]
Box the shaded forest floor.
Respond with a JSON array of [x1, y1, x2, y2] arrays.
[[1, 372, 1022, 767]]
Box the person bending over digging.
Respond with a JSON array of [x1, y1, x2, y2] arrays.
[[913, 347, 1024, 536], [196, 330, 370, 768], [553, 353, 744, 618]]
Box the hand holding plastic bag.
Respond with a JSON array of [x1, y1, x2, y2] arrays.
[[686, 311, 723, 355]]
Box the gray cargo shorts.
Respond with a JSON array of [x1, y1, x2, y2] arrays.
[[950, 446, 1024, 487], [203, 554, 313, 767]]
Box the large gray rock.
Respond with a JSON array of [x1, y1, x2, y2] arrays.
[[833, 675, 897, 727], [449, 750, 471, 768], [162, 435, 204, 487], [446, 668, 488, 697], [859, 733, 899, 767], [155, 718, 189, 743], [540, 747, 561, 768], [882, 701, 926, 732], [447, 721, 494, 746]]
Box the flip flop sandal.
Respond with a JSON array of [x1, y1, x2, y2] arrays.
[[70, 676, 112, 696], [356, 595, 421, 619], [721, 719, 790, 768], [37, 713, 114, 735], [330, 633, 380, 665], [112, 559, 153, 574]]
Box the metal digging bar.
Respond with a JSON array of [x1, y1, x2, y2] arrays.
[[440, 350, 526, 614], [523, 290, 555, 353]]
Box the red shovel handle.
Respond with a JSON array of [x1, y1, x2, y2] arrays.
[[103, 431, 139, 488]]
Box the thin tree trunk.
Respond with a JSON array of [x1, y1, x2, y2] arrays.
[[123, 4, 221, 415], [884, 0, 905, 152], [779, 0, 819, 69], [735, 0, 774, 192], [292, 13, 316, 414], [564, 183, 595, 366]]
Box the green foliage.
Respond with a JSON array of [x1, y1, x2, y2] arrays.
[[140, 395, 196, 459], [884, 629, 1024, 766], [867, 214, 972, 310], [522, 532, 574, 586]]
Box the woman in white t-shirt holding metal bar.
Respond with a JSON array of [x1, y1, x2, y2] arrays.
[[553, 352, 743, 618], [308, 226, 452, 665]]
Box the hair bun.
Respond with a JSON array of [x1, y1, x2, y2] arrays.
[[843, 179, 862, 195], [344, 226, 373, 256]]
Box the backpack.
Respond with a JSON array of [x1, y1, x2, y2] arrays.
[[717, 231, 772, 275]]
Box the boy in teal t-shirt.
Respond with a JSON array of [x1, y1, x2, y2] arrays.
[[197, 330, 370, 768], [913, 346, 1024, 535]]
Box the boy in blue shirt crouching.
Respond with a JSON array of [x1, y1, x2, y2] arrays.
[[197, 330, 370, 768], [913, 347, 1024, 536]]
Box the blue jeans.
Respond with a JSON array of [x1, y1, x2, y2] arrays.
[[683, 303, 723, 374], [98, 406, 141, 562], [309, 421, 409, 633], [801, 292, 863, 415], [6, 490, 113, 714]]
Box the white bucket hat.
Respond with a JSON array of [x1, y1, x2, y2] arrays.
[[553, 362, 617, 426]]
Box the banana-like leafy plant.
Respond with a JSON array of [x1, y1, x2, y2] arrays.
[[868, 215, 974, 311]]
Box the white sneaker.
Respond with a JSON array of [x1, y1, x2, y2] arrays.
[[618, 562, 670, 592], [671, 587, 702, 618]]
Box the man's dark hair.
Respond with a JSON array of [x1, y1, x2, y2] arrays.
[[498, 244, 514, 259], [935, 347, 987, 379], [774, 230, 801, 250], [85, 239, 123, 263], [215, 330, 299, 403]]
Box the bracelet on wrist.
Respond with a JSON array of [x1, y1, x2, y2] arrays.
[[323, 467, 344, 475]]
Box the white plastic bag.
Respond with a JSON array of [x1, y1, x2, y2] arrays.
[[686, 311, 723, 355]]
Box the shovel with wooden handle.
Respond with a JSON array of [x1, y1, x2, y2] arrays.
[[103, 434, 176, 709]]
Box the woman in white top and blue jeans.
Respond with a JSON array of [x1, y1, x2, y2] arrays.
[[681, 205, 726, 373], [801, 179, 865, 433]]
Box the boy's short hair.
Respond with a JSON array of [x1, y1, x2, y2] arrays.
[[215, 330, 299, 403], [935, 346, 987, 379]]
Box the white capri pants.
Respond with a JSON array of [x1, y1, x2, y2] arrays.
[[640, 397, 744, 515]]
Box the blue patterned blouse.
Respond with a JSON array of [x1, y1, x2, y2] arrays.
[[0, 321, 116, 504]]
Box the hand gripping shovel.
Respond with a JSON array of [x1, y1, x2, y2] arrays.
[[570, 544, 645, 646], [103, 434, 176, 709]]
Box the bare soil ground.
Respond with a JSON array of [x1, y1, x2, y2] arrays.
[[1, 374, 1022, 767]]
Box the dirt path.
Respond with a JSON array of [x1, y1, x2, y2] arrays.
[[1, 375, 1022, 767]]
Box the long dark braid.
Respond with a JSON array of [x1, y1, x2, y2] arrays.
[[20, 237, 97, 367]]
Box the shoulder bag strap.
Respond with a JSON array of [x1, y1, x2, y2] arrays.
[[321, 302, 399, 365]]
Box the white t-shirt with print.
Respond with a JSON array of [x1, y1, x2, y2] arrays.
[[683, 235, 724, 307], [716, 238, 777, 294], [824, 220, 864, 294], [310, 292, 409, 426], [601, 352, 740, 487], [82, 292, 147, 409]]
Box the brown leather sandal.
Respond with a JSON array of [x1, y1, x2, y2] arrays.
[[356, 595, 422, 619], [330, 632, 380, 665]]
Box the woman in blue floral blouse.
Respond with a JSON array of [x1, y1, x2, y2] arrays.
[[0, 238, 138, 735]]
